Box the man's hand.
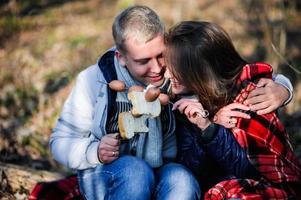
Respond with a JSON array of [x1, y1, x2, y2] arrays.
[[244, 78, 289, 115], [98, 133, 120, 164]]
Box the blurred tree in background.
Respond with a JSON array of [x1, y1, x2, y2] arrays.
[[0, 0, 300, 198]]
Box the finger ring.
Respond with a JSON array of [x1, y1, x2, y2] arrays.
[[112, 151, 116, 157], [197, 109, 209, 118], [228, 117, 235, 124]]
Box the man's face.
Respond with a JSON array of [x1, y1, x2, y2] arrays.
[[164, 67, 191, 95], [117, 35, 166, 87]]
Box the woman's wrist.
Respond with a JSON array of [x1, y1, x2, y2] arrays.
[[196, 119, 212, 131]]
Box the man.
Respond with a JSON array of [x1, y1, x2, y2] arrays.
[[50, 5, 200, 200], [50, 5, 293, 200]]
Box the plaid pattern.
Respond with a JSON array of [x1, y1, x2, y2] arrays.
[[205, 62, 301, 199]]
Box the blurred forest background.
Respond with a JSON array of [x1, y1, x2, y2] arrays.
[[0, 0, 301, 199]]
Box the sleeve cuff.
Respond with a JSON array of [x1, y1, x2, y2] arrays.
[[283, 87, 293, 105], [199, 123, 220, 144], [272, 74, 294, 106], [86, 141, 102, 165]]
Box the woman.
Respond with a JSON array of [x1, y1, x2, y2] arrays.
[[164, 21, 301, 199]]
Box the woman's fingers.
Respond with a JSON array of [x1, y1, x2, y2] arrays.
[[172, 98, 199, 111], [214, 103, 251, 127], [174, 99, 251, 127], [184, 106, 200, 118], [226, 110, 250, 119], [224, 102, 250, 111], [177, 101, 191, 114]]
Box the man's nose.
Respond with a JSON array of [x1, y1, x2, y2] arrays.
[[150, 59, 162, 73]]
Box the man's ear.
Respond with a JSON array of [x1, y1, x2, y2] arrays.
[[115, 50, 126, 67]]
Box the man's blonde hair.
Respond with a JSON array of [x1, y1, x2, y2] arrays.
[[112, 5, 164, 54]]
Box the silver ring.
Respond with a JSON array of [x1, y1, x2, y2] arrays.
[[112, 151, 116, 157], [229, 117, 235, 124], [197, 110, 209, 118]]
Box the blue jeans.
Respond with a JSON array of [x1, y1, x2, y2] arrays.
[[78, 155, 201, 200]]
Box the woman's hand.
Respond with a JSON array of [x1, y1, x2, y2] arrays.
[[172, 98, 211, 130], [213, 103, 251, 128]]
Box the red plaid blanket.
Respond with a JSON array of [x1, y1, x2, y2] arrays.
[[205, 62, 301, 200], [29, 175, 83, 200]]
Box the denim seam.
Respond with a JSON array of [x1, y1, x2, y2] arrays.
[[80, 169, 113, 178]]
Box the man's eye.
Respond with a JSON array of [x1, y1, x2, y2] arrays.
[[138, 60, 148, 65]]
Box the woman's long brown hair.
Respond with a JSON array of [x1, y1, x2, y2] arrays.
[[165, 21, 247, 117]]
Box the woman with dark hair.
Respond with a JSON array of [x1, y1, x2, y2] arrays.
[[164, 21, 301, 199]]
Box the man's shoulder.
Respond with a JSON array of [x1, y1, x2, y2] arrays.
[[77, 47, 116, 84], [78, 64, 100, 80]]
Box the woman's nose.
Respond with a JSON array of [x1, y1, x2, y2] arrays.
[[164, 68, 172, 79]]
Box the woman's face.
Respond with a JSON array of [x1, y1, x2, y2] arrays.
[[165, 67, 191, 95]]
